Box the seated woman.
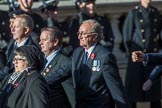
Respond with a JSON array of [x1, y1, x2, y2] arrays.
[[0, 45, 49, 108]]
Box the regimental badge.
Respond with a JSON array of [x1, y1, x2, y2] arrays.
[[92, 60, 101, 71]]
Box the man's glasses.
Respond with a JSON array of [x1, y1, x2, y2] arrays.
[[77, 32, 96, 38]]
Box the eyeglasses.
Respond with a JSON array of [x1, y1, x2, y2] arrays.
[[13, 58, 27, 63], [77, 32, 96, 38]]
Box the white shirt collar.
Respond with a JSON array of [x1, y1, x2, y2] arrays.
[[85, 44, 96, 58], [45, 48, 60, 68], [15, 37, 29, 47]]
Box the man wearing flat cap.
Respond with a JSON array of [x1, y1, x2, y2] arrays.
[[69, 0, 114, 54]]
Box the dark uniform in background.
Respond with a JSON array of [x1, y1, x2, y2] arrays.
[[0, 10, 11, 51], [118, 13, 127, 52], [0, 51, 6, 70], [40, 1, 73, 56], [123, 3, 162, 108], [69, 0, 114, 54], [13, 9, 46, 42]]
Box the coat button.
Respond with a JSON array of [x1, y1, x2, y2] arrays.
[[135, 6, 139, 9], [2, 21, 5, 25], [142, 39, 146, 43], [154, 38, 157, 42], [43, 72, 46, 76], [141, 29, 144, 33], [154, 18, 157, 22], [36, 24, 39, 28], [140, 19, 143, 23]]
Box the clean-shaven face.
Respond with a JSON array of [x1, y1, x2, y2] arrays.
[[78, 22, 97, 49], [39, 31, 55, 56]]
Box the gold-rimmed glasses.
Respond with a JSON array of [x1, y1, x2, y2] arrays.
[[77, 31, 96, 38]]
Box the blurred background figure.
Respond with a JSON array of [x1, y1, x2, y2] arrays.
[[123, 0, 162, 108], [69, 0, 114, 55], [17, 0, 46, 36], [39, 0, 72, 56], [118, 12, 127, 52], [0, 10, 10, 52], [0, 50, 6, 70]]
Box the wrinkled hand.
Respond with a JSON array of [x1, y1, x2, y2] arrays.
[[142, 79, 152, 91], [132, 51, 145, 62]]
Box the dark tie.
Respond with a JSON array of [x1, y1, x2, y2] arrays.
[[82, 51, 88, 64], [42, 57, 48, 71]]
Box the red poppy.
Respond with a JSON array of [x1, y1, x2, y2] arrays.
[[90, 53, 95, 60], [13, 82, 19, 88]]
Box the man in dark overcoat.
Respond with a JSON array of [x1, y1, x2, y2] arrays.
[[72, 19, 128, 108], [39, 27, 75, 108], [123, 0, 162, 108]]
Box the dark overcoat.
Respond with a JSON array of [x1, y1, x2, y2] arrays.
[[0, 68, 49, 108], [41, 52, 75, 108], [123, 5, 162, 102], [72, 43, 128, 108], [0, 51, 6, 69]]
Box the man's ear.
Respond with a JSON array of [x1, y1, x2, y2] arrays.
[[53, 38, 59, 46], [24, 27, 30, 34], [93, 33, 98, 40]]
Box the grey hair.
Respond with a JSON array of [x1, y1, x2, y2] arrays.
[[82, 19, 103, 39], [15, 14, 34, 31], [41, 27, 63, 46]]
